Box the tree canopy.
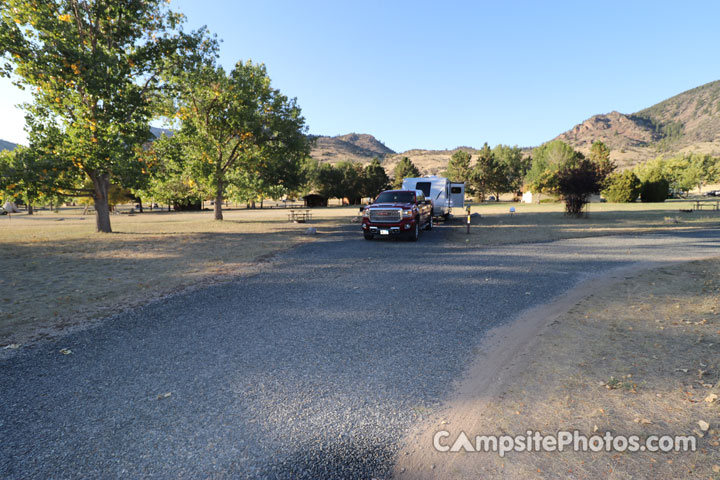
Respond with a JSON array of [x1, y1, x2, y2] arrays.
[[392, 157, 420, 188], [444, 150, 472, 185], [164, 57, 309, 220], [0, 0, 201, 231]]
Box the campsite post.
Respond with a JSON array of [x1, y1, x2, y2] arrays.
[[466, 206, 471, 234]]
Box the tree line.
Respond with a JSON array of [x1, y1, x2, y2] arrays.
[[0, 0, 310, 231]]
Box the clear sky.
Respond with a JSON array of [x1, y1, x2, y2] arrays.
[[2, 0, 720, 152]]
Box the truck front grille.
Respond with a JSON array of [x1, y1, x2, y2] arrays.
[[369, 209, 402, 223]]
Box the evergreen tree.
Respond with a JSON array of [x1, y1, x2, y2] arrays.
[[392, 157, 421, 188]]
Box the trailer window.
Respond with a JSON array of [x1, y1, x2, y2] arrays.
[[415, 182, 431, 197], [451, 186, 462, 194]]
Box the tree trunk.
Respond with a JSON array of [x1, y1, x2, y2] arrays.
[[260, 197, 264, 209], [250, 200, 256, 209], [214, 178, 224, 220], [137, 197, 143, 213], [27, 203, 33, 215], [91, 172, 112, 233]]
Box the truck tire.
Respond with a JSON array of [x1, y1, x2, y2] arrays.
[[363, 232, 374, 240], [425, 215, 433, 231], [408, 220, 419, 241]]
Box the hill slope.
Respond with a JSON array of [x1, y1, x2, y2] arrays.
[[556, 80, 720, 168], [307, 81, 720, 174], [0, 139, 18, 152], [309, 133, 395, 164]]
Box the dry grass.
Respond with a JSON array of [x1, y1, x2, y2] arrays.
[[0, 206, 353, 346], [445, 200, 720, 246], [2, 200, 719, 349], [467, 259, 720, 479]]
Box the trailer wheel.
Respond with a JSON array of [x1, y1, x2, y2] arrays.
[[442, 213, 450, 222], [425, 215, 433, 231], [363, 232, 374, 240]]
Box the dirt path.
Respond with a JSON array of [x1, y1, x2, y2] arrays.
[[393, 256, 720, 479]]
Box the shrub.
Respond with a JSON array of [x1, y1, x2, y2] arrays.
[[640, 178, 670, 202], [602, 171, 642, 202], [557, 157, 604, 216]]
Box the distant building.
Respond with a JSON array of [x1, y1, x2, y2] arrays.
[[303, 194, 328, 207]]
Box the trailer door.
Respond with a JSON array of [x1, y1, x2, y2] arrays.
[[449, 183, 465, 209]]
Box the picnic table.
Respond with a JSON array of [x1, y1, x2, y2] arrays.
[[287, 209, 312, 223], [693, 199, 720, 211]]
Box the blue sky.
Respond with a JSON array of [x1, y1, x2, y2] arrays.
[[2, 0, 720, 152]]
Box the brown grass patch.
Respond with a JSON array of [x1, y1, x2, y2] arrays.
[[0, 206, 352, 346]]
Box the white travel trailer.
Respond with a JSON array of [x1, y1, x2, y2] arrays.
[[401, 176, 465, 218]]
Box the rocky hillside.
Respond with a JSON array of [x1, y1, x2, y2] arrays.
[[556, 80, 720, 168], [382, 147, 477, 176], [309, 133, 395, 164]]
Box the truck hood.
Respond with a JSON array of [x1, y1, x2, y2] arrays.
[[367, 203, 413, 209]]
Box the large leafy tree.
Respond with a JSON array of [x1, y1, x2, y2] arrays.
[[0, 145, 63, 214], [602, 170, 642, 203], [471, 143, 506, 201], [362, 158, 389, 199], [588, 141, 616, 189], [525, 140, 579, 197], [0, 0, 197, 232], [392, 156, 420, 188], [316, 163, 344, 199], [336, 161, 364, 204], [166, 59, 308, 220], [493, 144, 529, 195], [138, 133, 207, 210]]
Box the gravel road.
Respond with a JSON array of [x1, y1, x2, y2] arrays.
[[2, 225, 719, 479]]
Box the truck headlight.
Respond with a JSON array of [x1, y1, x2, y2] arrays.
[[363, 208, 370, 217], [402, 209, 413, 218]]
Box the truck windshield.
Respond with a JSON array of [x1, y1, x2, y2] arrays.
[[374, 191, 415, 204]]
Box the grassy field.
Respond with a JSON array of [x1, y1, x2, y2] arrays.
[[457, 258, 720, 479], [447, 199, 720, 245], [1, 199, 719, 348], [0, 206, 353, 346]]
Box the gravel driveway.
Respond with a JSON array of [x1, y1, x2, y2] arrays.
[[2, 225, 719, 479]]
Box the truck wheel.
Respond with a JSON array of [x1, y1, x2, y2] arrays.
[[425, 215, 433, 231], [363, 232, 374, 240], [408, 221, 419, 241]]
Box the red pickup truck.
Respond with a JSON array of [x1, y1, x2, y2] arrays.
[[361, 189, 433, 241]]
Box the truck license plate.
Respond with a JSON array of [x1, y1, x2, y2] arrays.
[[380, 229, 389, 235]]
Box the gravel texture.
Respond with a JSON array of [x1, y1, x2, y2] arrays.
[[1, 225, 719, 479]]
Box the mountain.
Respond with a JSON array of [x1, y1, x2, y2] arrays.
[[556, 80, 720, 168], [0, 139, 18, 152], [150, 126, 174, 138], [309, 81, 720, 174], [309, 133, 395, 164]]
